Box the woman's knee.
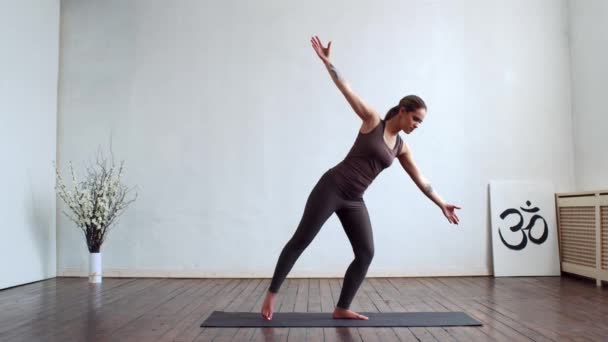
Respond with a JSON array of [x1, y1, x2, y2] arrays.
[[355, 245, 374, 264]]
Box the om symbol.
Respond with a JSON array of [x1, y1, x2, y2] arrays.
[[498, 200, 549, 251]]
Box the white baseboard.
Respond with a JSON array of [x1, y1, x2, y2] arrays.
[[58, 267, 491, 278]]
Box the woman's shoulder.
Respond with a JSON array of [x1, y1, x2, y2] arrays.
[[396, 136, 409, 157], [358, 116, 382, 135]]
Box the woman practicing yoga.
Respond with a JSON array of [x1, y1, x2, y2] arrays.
[[260, 36, 461, 321]]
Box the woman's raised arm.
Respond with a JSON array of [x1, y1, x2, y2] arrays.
[[311, 36, 379, 123]]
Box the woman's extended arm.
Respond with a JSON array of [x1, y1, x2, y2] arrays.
[[311, 36, 378, 123], [397, 143, 461, 225]]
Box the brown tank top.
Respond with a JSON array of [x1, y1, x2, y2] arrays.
[[328, 119, 403, 199]]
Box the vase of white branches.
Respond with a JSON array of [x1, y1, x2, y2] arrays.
[[54, 149, 137, 283]]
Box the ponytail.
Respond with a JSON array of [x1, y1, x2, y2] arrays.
[[384, 95, 427, 121], [384, 105, 400, 121]]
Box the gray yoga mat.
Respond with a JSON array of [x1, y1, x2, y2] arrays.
[[201, 311, 482, 327]]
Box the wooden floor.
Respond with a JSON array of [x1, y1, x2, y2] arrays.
[[0, 276, 606, 341]]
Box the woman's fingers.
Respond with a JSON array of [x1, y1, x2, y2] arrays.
[[311, 39, 322, 55], [446, 211, 459, 225], [311, 37, 322, 52], [311, 36, 330, 61], [443, 204, 461, 225], [314, 35, 327, 49], [445, 212, 453, 224]]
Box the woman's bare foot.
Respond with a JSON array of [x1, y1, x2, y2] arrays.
[[260, 291, 276, 320], [332, 307, 369, 320]]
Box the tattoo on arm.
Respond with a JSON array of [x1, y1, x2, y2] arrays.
[[424, 183, 434, 194], [328, 63, 342, 81]]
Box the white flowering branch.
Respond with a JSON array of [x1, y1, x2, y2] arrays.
[[54, 148, 137, 253]]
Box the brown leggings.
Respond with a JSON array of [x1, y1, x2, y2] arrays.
[[268, 170, 374, 310]]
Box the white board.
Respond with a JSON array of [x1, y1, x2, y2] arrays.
[[489, 181, 561, 277]]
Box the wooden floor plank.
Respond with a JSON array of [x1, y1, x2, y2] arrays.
[[306, 278, 325, 342], [0, 278, 158, 341], [211, 279, 264, 342], [0, 277, 132, 333], [156, 279, 230, 342], [60, 278, 187, 341], [319, 278, 341, 342], [113, 279, 217, 341], [0, 275, 605, 342], [287, 278, 311, 341], [170, 279, 243, 342], [193, 279, 252, 342], [418, 277, 533, 342], [249, 278, 291, 342], [328, 278, 363, 342], [360, 279, 404, 342], [369, 278, 424, 342], [226, 279, 267, 342], [352, 279, 384, 342]]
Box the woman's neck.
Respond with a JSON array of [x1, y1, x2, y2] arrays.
[[384, 117, 400, 137]]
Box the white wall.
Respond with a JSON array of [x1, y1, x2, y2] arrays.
[[0, 1, 60, 289], [57, 0, 575, 278], [568, 0, 608, 191]]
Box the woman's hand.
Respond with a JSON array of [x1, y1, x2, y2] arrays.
[[441, 203, 461, 225], [311, 35, 331, 64]]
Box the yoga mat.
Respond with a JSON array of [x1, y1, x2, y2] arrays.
[[201, 311, 482, 327]]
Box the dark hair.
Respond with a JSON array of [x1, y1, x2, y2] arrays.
[[384, 95, 427, 121]]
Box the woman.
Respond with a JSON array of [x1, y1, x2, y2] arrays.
[[260, 36, 461, 321]]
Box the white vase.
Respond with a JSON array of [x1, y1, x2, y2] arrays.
[[89, 252, 102, 283]]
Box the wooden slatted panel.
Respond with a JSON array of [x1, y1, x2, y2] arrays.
[[559, 206, 596, 268], [602, 206, 608, 270]]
